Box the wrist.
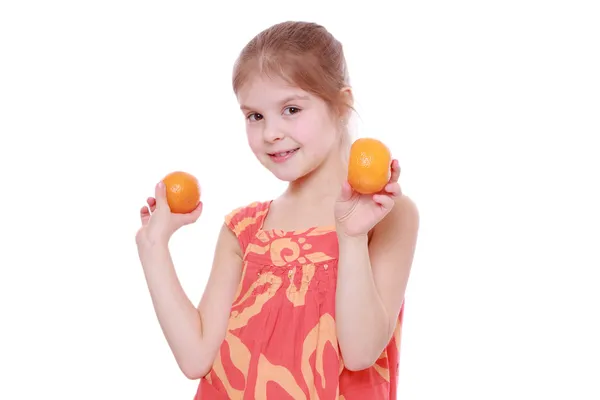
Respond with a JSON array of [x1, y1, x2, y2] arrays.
[[137, 234, 170, 259], [336, 229, 368, 248], [137, 226, 172, 246]]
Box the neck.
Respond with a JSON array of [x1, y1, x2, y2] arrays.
[[285, 151, 347, 203]]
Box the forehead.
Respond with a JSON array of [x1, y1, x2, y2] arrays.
[[237, 74, 312, 110]]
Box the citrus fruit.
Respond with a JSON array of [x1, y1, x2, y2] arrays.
[[162, 171, 201, 214], [347, 138, 392, 194]]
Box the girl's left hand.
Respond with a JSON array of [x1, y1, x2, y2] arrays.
[[334, 159, 402, 238]]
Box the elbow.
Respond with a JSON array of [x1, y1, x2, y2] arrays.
[[340, 333, 389, 372], [341, 334, 390, 371], [182, 368, 205, 381], [341, 347, 382, 372], [179, 360, 211, 380], [343, 355, 379, 372]]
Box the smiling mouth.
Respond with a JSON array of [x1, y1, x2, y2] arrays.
[[268, 148, 299, 157]]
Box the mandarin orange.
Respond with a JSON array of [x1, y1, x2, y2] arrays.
[[162, 171, 201, 214], [347, 138, 392, 194]]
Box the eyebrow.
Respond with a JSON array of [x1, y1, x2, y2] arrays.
[[240, 94, 310, 111]]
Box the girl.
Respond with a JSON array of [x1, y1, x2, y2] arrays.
[[136, 21, 419, 400]]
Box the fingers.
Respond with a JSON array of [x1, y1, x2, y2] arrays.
[[383, 159, 402, 197], [372, 194, 395, 213], [140, 197, 156, 224], [146, 197, 156, 213], [179, 201, 204, 225], [384, 182, 402, 197], [389, 159, 401, 183], [140, 205, 150, 224], [337, 181, 354, 202], [154, 181, 170, 211], [140, 182, 203, 229]]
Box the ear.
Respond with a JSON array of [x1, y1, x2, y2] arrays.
[[338, 86, 356, 121], [337, 86, 356, 125], [340, 86, 354, 107]]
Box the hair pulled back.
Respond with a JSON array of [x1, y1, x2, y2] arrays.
[[232, 21, 353, 118]]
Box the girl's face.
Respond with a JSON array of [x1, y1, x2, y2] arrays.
[[237, 74, 342, 183]]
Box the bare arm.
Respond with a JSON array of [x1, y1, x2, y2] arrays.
[[138, 223, 242, 379], [336, 195, 419, 370]]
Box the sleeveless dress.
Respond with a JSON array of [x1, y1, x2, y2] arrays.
[[194, 201, 404, 400]]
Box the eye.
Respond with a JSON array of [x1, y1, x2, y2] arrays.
[[283, 106, 301, 115], [247, 113, 263, 122]]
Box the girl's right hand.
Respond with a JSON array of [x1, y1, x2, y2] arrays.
[[135, 181, 203, 248]]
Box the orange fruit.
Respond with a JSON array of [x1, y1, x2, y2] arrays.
[[347, 138, 392, 194], [162, 171, 201, 214]]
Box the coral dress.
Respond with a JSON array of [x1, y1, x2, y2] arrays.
[[194, 201, 404, 400]]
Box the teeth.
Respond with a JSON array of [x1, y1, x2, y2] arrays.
[[272, 149, 296, 157]]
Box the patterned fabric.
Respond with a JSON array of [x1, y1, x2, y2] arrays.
[[194, 201, 404, 399]]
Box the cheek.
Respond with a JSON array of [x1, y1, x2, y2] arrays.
[[295, 118, 336, 152], [246, 129, 263, 154], [294, 118, 322, 144]]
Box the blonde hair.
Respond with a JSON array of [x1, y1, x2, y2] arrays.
[[232, 21, 355, 155]]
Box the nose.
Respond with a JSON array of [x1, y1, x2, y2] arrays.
[[262, 120, 284, 143]]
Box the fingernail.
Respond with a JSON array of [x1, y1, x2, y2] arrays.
[[158, 181, 164, 188]]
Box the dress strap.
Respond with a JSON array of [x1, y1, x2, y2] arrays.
[[224, 200, 271, 255]]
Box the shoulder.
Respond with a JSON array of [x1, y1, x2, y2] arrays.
[[225, 200, 270, 226], [224, 200, 271, 244], [370, 194, 420, 247]]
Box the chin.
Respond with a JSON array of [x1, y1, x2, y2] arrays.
[[269, 168, 305, 182], [260, 162, 311, 183], [257, 153, 320, 183]]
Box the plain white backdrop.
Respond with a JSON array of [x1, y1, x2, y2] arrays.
[[1, 0, 599, 399]]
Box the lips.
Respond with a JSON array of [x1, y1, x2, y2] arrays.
[[267, 148, 300, 163], [268, 148, 299, 157]]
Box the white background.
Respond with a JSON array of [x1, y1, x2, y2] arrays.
[[1, 0, 599, 399]]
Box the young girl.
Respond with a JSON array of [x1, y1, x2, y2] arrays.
[[136, 21, 419, 400]]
